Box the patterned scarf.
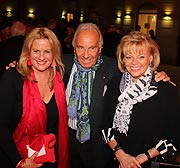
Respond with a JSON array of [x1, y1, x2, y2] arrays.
[[113, 67, 158, 135], [68, 55, 103, 143]]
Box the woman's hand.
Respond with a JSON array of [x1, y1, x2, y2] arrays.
[[115, 149, 141, 168], [16, 152, 43, 168], [136, 147, 160, 165], [136, 153, 148, 164]]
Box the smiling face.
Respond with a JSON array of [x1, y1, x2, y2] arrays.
[[123, 45, 153, 81], [74, 29, 102, 69], [30, 38, 54, 73]]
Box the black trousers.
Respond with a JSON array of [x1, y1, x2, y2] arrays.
[[68, 128, 114, 168]]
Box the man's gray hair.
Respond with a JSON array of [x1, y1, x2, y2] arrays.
[[72, 22, 103, 48]]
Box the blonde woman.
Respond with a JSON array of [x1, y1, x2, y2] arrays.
[[102, 31, 180, 168], [0, 27, 69, 168]]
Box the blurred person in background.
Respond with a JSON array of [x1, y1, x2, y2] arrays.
[[0, 21, 12, 42], [0, 20, 26, 77], [61, 25, 75, 54]]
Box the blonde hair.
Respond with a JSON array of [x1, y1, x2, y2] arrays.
[[72, 22, 103, 48], [116, 30, 160, 72], [17, 27, 64, 89]]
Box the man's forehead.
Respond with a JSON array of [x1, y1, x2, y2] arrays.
[[75, 38, 99, 47]]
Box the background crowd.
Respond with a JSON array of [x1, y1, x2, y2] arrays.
[[0, 14, 180, 168], [0, 16, 129, 77]]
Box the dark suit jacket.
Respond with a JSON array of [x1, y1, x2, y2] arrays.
[[0, 35, 25, 77], [62, 54, 121, 168]]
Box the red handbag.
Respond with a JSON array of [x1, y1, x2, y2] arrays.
[[16, 133, 56, 164], [28, 133, 56, 164]]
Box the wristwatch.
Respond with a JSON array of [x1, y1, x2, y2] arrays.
[[113, 143, 122, 153], [145, 151, 151, 162]]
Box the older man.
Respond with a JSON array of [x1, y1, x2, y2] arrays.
[[62, 23, 170, 168], [62, 23, 119, 168]]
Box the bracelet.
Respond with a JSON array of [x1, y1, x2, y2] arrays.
[[16, 159, 25, 168], [113, 143, 122, 153], [145, 151, 151, 162]]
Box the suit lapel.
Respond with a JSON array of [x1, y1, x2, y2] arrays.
[[89, 61, 110, 136]]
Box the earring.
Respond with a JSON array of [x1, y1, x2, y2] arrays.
[[27, 57, 32, 66], [149, 61, 153, 68]]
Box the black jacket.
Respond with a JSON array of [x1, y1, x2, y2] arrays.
[[62, 54, 121, 168]]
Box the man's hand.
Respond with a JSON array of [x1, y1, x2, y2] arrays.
[[154, 71, 176, 86], [154, 71, 170, 82], [5, 61, 17, 70]]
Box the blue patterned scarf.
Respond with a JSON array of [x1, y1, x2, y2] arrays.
[[68, 55, 103, 143]]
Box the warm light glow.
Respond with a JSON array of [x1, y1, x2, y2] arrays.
[[163, 16, 172, 20], [164, 11, 172, 15], [124, 6, 132, 20], [29, 8, 34, 14], [125, 6, 131, 13], [126, 11, 131, 15], [116, 17, 121, 24], [61, 10, 66, 19], [124, 14, 131, 19], [151, 16, 156, 23], [117, 11, 122, 18], [80, 12, 84, 22], [6, 6, 12, 12], [123, 19, 131, 25], [67, 13, 73, 22], [163, 11, 172, 20], [116, 11, 122, 24], [124, 11, 132, 25], [163, 4, 173, 20], [124, 11, 131, 19], [28, 8, 35, 18], [161, 10, 173, 28], [6, 6, 13, 17], [28, 14, 35, 18]]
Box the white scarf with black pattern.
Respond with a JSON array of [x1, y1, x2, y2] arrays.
[[112, 67, 158, 135]]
